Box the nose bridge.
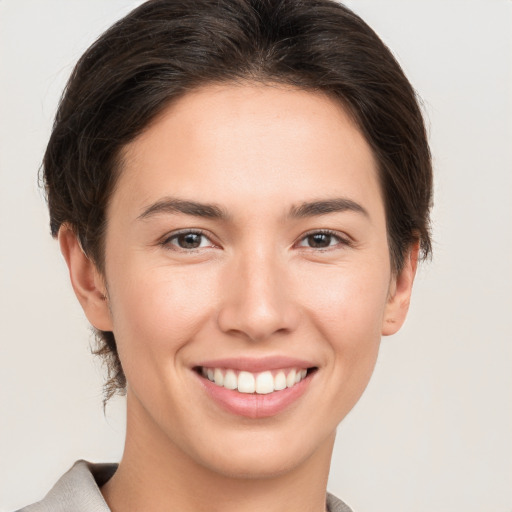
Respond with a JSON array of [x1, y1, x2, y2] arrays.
[[217, 243, 299, 341]]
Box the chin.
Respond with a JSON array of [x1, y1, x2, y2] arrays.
[[187, 425, 335, 480], [199, 447, 307, 480]]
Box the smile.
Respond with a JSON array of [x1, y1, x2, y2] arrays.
[[194, 357, 317, 418], [199, 367, 309, 394]]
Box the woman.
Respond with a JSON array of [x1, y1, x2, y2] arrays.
[[19, 0, 432, 510]]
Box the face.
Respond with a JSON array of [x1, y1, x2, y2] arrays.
[[67, 83, 415, 478]]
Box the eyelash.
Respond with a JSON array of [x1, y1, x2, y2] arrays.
[[296, 229, 352, 250], [161, 229, 216, 251], [160, 229, 352, 252]]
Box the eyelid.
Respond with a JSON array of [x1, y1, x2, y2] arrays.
[[295, 229, 354, 249], [158, 228, 352, 252], [160, 228, 219, 250]]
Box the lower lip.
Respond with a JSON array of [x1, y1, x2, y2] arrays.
[[197, 372, 313, 419]]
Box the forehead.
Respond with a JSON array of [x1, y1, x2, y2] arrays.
[[113, 83, 382, 220]]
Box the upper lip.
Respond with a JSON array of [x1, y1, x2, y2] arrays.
[[195, 356, 317, 373]]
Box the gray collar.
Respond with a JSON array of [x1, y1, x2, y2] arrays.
[[18, 460, 115, 512], [18, 460, 352, 512]]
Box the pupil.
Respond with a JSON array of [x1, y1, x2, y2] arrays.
[[179, 233, 201, 248], [309, 233, 331, 248]]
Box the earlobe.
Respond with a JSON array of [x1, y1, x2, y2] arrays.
[[58, 225, 113, 332], [381, 242, 420, 336]]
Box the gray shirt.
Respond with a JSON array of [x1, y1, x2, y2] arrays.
[[17, 460, 353, 512]]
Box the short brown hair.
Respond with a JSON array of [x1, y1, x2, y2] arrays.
[[43, 0, 433, 401]]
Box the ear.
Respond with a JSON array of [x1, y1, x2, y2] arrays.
[[58, 225, 113, 332], [381, 241, 420, 336]]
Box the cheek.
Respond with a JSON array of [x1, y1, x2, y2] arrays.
[[302, 259, 389, 316], [285, 262, 390, 427], [106, 262, 218, 366], [298, 262, 390, 355]]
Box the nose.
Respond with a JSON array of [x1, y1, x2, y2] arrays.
[[216, 249, 301, 342]]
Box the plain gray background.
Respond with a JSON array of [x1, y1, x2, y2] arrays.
[[1, 1, 511, 510]]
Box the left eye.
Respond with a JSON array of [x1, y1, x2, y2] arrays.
[[165, 231, 213, 250], [297, 232, 345, 249]]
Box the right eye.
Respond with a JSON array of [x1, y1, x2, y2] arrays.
[[162, 230, 216, 251]]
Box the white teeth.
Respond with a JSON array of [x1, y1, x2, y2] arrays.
[[286, 369, 296, 388], [238, 371, 255, 393], [274, 371, 287, 391], [201, 366, 310, 394], [224, 369, 238, 390], [213, 368, 224, 386], [255, 371, 274, 394]]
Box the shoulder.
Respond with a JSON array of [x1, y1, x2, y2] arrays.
[[15, 460, 117, 512], [326, 492, 354, 512]]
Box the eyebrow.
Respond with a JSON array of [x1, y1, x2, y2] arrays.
[[289, 198, 369, 218], [138, 197, 229, 220], [138, 196, 368, 222]]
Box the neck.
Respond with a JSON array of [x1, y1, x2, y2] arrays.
[[102, 392, 335, 512]]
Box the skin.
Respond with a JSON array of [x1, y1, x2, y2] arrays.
[[59, 83, 418, 512]]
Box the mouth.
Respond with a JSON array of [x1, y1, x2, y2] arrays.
[[193, 360, 318, 418], [195, 366, 316, 394]]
